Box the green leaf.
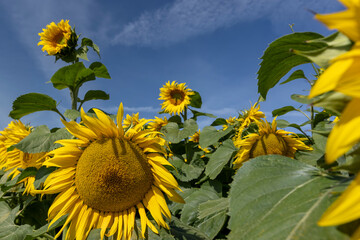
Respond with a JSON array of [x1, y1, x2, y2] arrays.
[[82, 37, 100, 57], [9, 93, 58, 119], [205, 139, 236, 179], [189, 109, 216, 120], [51, 62, 95, 90], [161, 119, 198, 143], [272, 106, 297, 117], [0, 202, 33, 240], [312, 91, 352, 116], [170, 218, 210, 240], [257, 32, 325, 99], [291, 94, 313, 104], [190, 91, 202, 108], [170, 156, 205, 182], [89, 62, 111, 79], [33, 166, 57, 189], [293, 32, 352, 68], [199, 126, 233, 148], [17, 167, 38, 183], [210, 118, 227, 126], [83, 90, 110, 102], [228, 155, 350, 240], [64, 109, 81, 120], [14, 126, 72, 153], [276, 119, 290, 128], [198, 198, 229, 219], [280, 69, 307, 85]]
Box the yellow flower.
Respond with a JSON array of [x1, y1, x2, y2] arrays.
[[318, 173, 360, 238], [0, 121, 46, 195], [159, 81, 194, 115], [222, 116, 237, 130], [34, 104, 184, 240], [38, 19, 72, 55], [122, 112, 147, 129], [148, 116, 168, 131], [239, 103, 265, 129], [233, 118, 312, 169]]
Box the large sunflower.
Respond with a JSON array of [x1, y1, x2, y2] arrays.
[[35, 104, 184, 240], [233, 118, 312, 169], [0, 121, 46, 195], [148, 116, 168, 132], [159, 81, 194, 115], [38, 19, 72, 55]]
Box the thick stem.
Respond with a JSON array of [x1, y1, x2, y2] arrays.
[[70, 88, 79, 111]]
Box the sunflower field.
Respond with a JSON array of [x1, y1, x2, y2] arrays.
[[1, 1, 360, 239]]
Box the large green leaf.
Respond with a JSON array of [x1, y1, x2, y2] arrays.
[[272, 106, 297, 117], [82, 90, 110, 102], [9, 93, 58, 119], [257, 32, 325, 99], [280, 69, 307, 85], [0, 203, 33, 240], [89, 62, 111, 79], [170, 155, 205, 182], [189, 91, 202, 108], [14, 126, 71, 153], [205, 139, 236, 179], [170, 218, 210, 240], [228, 155, 350, 240], [199, 126, 233, 148], [50, 62, 95, 90]]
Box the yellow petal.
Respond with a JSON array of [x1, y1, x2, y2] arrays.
[[117, 103, 125, 136], [325, 98, 360, 163], [319, 173, 360, 226], [117, 212, 123, 240], [100, 212, 112, 240]]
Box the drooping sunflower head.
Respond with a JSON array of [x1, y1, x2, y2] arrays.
[[35, 104, 184, 240], [159, 81, 194, 115], [0, 121, 46, 195], [148, 116, 168, 131], [233, 118, 312, 169], [38, 19, 72, 55]]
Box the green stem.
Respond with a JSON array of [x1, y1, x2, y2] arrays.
[[310, 105, 315, 131], [298, 127, 313, 145], [54, 109, 66, 121], [42, 232, 54, 240], [70, 88, 79, 111]]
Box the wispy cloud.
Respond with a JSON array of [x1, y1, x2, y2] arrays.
[[113, 0, 343, 47]]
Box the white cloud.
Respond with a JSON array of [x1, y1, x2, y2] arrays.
[[113, 0, 343, 47]]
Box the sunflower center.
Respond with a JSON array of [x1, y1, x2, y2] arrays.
[[75, 137, 153, 212], [250, 133, 288, 158], [170, 90, 185, 105]]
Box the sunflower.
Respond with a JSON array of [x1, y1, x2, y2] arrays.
[[159, 81, 194, 115], [122, 112, 147, 129], [34, 103, 184, 240], [222, 116, 237, 130], [239, 103, 265, 129], [148, 116, 168, 132], [0, 121, 46, 195], [38, 19, 72, 55], [189, 130, 211, 155], [233, 118, 312, 169]]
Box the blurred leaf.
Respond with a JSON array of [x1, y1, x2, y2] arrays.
[[168, 115, 182, 124], [205, 139, 236, 179], [26, 215, 66, 239], [312, 122, 331, 152], [276, 119, 290, 128], [295, 146, 325, 166], [313, 111, 331, 128], [228, 155, 349, 240], [199, 126, 233, 148], [280, 69, 307, 85], [9, 93, 58, 119], [272, 106, 297, 117], [82, 90, 110, 102], [210, 118, 227, 126], [258, 32, 325, 99], [64, 109, 81, 120], [33, 166, 57, 189], [291, 94, 313, 104], [51, 62, 95, 90], [89, 62, 111, 79], [312, 91, 352, 116], [190, 91, 202, 108], [293, 32, 352, 68], [14, 126, 71, 153], [198, 198, 229, 219]]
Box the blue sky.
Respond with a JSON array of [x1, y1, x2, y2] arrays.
[[0, 0, 344, 131]]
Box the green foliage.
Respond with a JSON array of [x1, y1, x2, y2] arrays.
[[14, 125, 71, 153], [280, 69, 307, 85], [190, 91, 202, 108], [161, 119, 198, 143], [272, 106, 297, 117], [9, 93, 59, 119], [228, 155, 350, 240], [257, 32, 325, 99], [199, 126, 233, 148], [82, 90, 110, 102]]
